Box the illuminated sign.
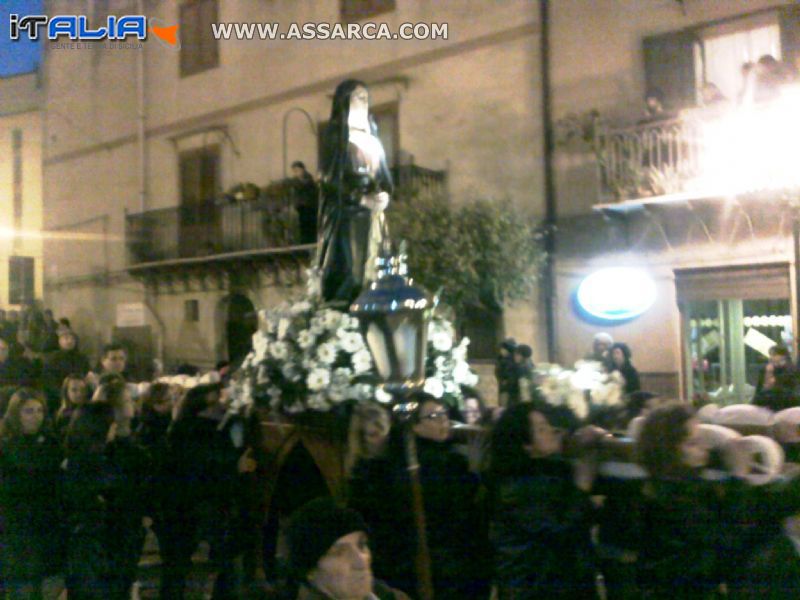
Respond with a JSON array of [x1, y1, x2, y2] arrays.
[[576, 268, 656, 321]]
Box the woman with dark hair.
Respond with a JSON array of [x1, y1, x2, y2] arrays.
[[487, 401, 599, 599], [636, 403, 800, 598], [608, 342, 641, 395], [317, 79, 394, 304], [350, 392, 489, 599], [0, 389, 63, 599], [55, 374, 90, 438]]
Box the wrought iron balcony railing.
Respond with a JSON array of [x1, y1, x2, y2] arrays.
[[596, 117, 703, 204], [126, 164, 447, 266]]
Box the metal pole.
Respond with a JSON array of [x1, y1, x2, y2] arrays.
[[403, 425, 434, 600], [539, 0, 558, 361], [793, 207, 800, 360], [282, 107, 318, 177]]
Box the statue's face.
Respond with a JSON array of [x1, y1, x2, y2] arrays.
[[348, 85, 369, 130]]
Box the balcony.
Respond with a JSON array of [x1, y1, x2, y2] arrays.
[[596, 89, 800, 207], [126, 164, 448, 267]]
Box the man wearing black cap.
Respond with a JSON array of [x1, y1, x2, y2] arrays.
[[287, 497, 410, 600]]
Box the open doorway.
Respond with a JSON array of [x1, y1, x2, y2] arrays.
[[226, 293, 257, 367]]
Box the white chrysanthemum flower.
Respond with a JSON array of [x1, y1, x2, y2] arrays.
[[306, 269, 322, 299], [352, 349, 373, 373], [317, 343, 337, 365], [443, 380, 458, 395], [423, 377, 445, 398], [307, 393, 329, 411], [321, 309, 342, 330], [342, 314, 360, 330], [434, 355, 448, 373], [257, 365, 270, 384], [270, 341, 289, 360], [252, 332, 269, 361], [340, 331, 364, 354], [307, 368, 331, 391], [431, 330, 453, 352], [290, 301, 312, 316], [297, 329, 315, 349], [375, 387, 393, 404], [309, 316, 325, 335]]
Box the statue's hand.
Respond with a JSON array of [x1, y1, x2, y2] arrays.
[[361, 191, 390, 212]]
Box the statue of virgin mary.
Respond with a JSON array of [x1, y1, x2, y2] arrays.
[[316, 80, 394, 305]]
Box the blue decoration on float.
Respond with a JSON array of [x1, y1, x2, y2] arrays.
[[575, 268, 656, 322]]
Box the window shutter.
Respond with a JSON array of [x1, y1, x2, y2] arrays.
[[675, 264, 790, 302], [9, 256, 34, 305], [780, 4, 800, 73], [643, 30, 698, 111], [199, 0, 219, 69]]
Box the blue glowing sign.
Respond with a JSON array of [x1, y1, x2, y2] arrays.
[[576, 268, 656, 321]]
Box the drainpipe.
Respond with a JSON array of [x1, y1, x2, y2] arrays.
[[539, 0, 558, 362], [137, 0, 147, 213]]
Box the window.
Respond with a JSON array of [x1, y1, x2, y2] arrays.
[[676, 265, 791, 403], [180, 0, 219, 77], [340, 0, 395, 21], [643, 6, 800, 111], [179, 145, 220, 257], [185, 299, 199, 322], [9, 256, 34, 305]]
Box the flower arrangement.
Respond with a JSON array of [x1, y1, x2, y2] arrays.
[[234, 270, 479, 415], [535, 360, 624, 421]]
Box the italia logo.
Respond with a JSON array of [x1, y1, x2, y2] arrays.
[[9, 14, 179, 48]]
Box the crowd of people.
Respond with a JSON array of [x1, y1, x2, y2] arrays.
[[2, 308, 800, 599]]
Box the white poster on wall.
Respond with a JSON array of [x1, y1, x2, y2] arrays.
[[116, 303, 146, 328]]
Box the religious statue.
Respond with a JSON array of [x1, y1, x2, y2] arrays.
[[317, 79, 394, 305]]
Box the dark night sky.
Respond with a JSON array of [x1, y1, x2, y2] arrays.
[[0, 0, 44, 77]]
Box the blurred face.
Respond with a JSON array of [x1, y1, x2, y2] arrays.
[[612, 347, 625, 366], [526, 411, 563, 458], [308, 531, 372, 600], [67, 379, 88, 405], [594, 340, 610, 356], [20, 399, 45, 435], [464, 398, 481, 425], [291, 166, 304, 179], [0, 339, 8, 363], [102, 349, 127, 374], [413, 401, 450, 442], [680, 419, 709, 470], [771, 352, 789, 368], [362, 421, 388, 457], [59, 332, 76, 351]]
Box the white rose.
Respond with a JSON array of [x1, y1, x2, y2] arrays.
[[452, 361, 471, 385], [434, 356, 448, 373], [423, 377, 444, 398], [352, 349, 373, 374], [443, 380, 458, 395], [307, 368, 331, 391], [464, 371, 479, 387], [270, 341, 289, 360], [317, 343, 338, 365], [452, 338, 469, 362]]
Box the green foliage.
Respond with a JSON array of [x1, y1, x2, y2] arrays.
[[388, 193, 546, 315]]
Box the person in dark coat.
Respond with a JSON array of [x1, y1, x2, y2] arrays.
[[43, 329, 91, 414], [608, 342, 641, 395], [54, 374, 91, 440], [63, 401, 118, 599], [0, 389, 63, 598], [486, 401, 599, 599], [636, 403, 800, 599], [753, 344, 799, 412], [0, 336, 36, 389], [495, 338, 517, 406], [159, 383, 246, 599], [291, 161, 320, 245], [350, 393, 489, 599], [286, 497, 410, 600]]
